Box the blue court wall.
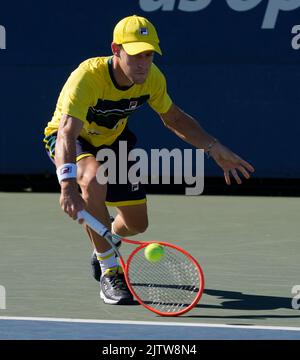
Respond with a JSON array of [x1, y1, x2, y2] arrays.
[[0, 0, 300, 178]]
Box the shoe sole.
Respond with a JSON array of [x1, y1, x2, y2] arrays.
[[100, 290, 134, 305]]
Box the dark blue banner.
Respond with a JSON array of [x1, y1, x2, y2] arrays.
[[1, 0, 300, 177]]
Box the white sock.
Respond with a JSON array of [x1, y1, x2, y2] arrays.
[[96, 248, 118, 273]]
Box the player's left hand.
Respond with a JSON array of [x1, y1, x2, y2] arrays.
[[209, 142, 255, 185]]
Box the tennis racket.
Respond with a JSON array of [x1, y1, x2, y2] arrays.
[[78, 210, 205, 316]]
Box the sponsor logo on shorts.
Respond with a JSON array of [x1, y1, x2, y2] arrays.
[[132, 183, 140, 192]]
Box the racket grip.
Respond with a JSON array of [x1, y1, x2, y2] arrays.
[[77, 210, 109, 237]]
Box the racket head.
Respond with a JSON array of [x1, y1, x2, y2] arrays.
[[124, 241, 205, 316]]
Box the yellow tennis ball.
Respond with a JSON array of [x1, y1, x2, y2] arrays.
[[144, 243, 164, 263]]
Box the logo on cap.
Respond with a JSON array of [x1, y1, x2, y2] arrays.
[[139, 27, 148, 36]]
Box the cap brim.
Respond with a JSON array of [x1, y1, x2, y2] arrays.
[[122, 42, 162, 56]]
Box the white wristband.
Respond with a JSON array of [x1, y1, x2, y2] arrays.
[[56, 163, 77, 183]]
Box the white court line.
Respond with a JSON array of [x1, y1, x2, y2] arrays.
[[0, 316, 300, 332]]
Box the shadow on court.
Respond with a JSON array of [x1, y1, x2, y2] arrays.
[[202, 289, 294, 311], [181, 288, 300, 320], [129, 288, 298, 318]]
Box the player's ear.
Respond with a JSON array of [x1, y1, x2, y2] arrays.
[[111, 42, 121, 57]]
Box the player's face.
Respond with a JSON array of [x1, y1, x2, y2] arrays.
[[119, 48, 154, 84]]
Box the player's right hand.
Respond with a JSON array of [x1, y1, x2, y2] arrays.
[[209, 142, 255, 185], [59, 179, 85, 221]]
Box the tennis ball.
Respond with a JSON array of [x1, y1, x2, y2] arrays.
[[144, 243, 164, 263]]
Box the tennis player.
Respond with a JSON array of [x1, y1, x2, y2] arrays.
[[43, 15, 255, 305]]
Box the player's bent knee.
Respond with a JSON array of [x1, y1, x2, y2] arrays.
[[127, 220, 148, 235], [79, 175, 107, 200]]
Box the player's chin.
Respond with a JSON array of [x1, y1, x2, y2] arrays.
[[132, 74, 148, 84]]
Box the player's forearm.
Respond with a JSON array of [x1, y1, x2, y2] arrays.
[[55, 130, 78, 189], [55, 130, 77, 167], [55, 115, 83, 189], [55, 115, 83, 167], [163, 108, 217, 151]]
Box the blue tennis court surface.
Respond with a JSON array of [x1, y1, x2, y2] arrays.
[[0, 317, 300, 340]]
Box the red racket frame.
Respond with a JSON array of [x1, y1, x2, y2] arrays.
[[118, 238, 205, 316]]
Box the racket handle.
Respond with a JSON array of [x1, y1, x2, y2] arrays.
[[77, 210, 109, 237], [77, 210, 121, 257]]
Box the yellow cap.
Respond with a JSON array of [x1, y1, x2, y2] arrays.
[[113, 15, 162, 56]]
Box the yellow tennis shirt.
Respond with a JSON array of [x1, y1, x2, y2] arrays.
[[44, 56, 173, 147]]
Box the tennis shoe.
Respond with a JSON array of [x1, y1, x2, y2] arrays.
[[100, 266, 134, 305]]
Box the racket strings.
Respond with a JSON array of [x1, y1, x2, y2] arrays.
[[127, 246, 202, 314]]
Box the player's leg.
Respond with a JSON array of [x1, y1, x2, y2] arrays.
[[90, 126, 148, 283], [105, 127, 148, 237], [44, 134, 132, 304], [77, 155, 120, 273], [91, 202, 148, 283], [91, 185, 148, 282], [77, 156, 133, 305], [113, 203, 148, 237], [77, 156, 112, 253]]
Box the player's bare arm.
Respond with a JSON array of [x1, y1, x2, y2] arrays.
[[160, 103, 255, 185], [55, 115, 85, 219]]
